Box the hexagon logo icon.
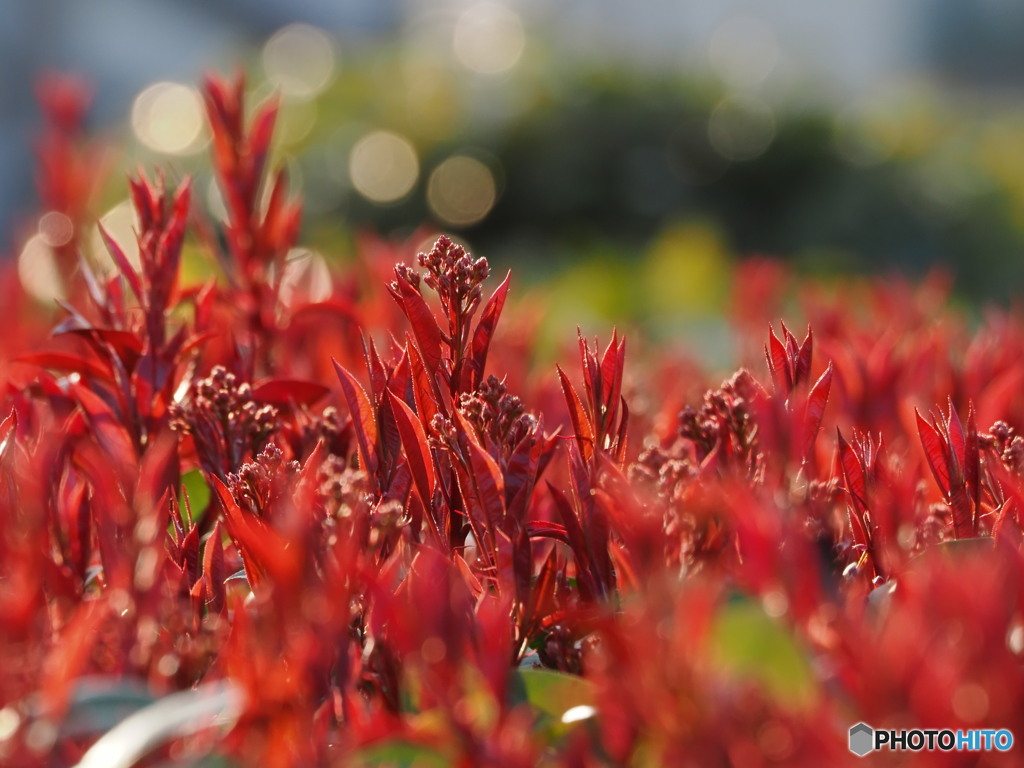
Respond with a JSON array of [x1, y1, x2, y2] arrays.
[[849, 722, 874, 757]]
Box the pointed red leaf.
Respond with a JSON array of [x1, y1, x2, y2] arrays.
[[802, 361, 833, 461], [767, 326, 792, 392], [944, 397, 965, 479], [916, 409, 951, 497], [364, 336, 388, 405], [203, 521, 226, 613], [556, 364, 594, 463], [387, 388, 435, 507], [182, 525, 201, 585], [546, 482, 595, 601], [965, 403, 981, 513], [98, 222, 142, 301], [463, 437, 506, 533], [795, 326, 813, 386], [837, 429, 868, 517], [467, 270, 510, 390], [332, 359, 380, 480], [613, 396, 630, 465], [391, 273, 443, 373], [406, 334, 441, 427]]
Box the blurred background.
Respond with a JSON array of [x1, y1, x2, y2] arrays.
[[5, 0, 1024, 343]]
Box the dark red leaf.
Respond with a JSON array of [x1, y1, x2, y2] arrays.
[[70, 382, 135, 475], [182, 525, 200, 585], [837, 429, 868, 519], [802, 361, 833, 461], [941, 398, 963, 475], [546, 482, 594, 601], [391, 273, 443, 373], [916, 409, 951, 497], [387, 389, 435, 507], [965, 403, 981, 514], [466, 271, 510, 390], [332, 359, 380, 481], [600, 330, 625, 418], [948, 484, 974, 540], [526, 520, 570, 545], [463, 436, 506, 533], [16, 351, 110, 380], [556, 365, 594, 463], [252, 378, 331, 407], [794, 325, 813, 386], [767, 326, 791, 393], [202, 520, 226, 614], [406, 335, 441, 428], [364, 336, 388, 405]]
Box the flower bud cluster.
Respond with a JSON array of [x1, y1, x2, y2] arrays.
[[170, 365, 280, 475], [226, 443, 299, 518]]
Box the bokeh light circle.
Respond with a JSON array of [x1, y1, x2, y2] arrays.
[[427, 155, 498, 227], [131, 82, 206, 155], [453, 2, 525, 75], [262, 24, 336, 100], [349, 131, 420, 204]]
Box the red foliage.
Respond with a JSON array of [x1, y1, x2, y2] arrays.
[[2, 72, 1024, 768]]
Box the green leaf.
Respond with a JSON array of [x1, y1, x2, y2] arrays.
[[509, 668, 596, 723], [709, 600, 815, 708], [350, 741, 448, 768], [180, 469, 211, 524]]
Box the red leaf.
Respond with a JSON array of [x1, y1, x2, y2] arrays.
[[453, 553, 483, 598], [993, 498, 1019, 542], [212, 476, 299, 591], [916, 409, 951, 497], [600, 330, 625, 417], [463, 437, 506, 533], [364, 336, 388, 405], [577, 331, 599, 410], [556, 365, 594, 463], [98, 222, 142, 301], [332, 359, 380, 481], [795, 326, 813, 386], [391, 273, 443, 373], [202, 521, 226, 614], [387, 389, 435, 506], [16, 351, 110, 380], [466, 271, 510, 390], [70, 382, 135, 474], [767, 326, 791, 392], [407, 335, 441, 428], [948, 484, 974, 540], [802, 361, 833, 461], [965, 403, 981, 514], [61, 328, 143, 373], [837, 429, 868, 518], [252, 378, 331, 407], [526, 520, 569, 545], [182, 525, 201, 585], [546, 483, 595, 602], [614, 396, 630, 465]]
